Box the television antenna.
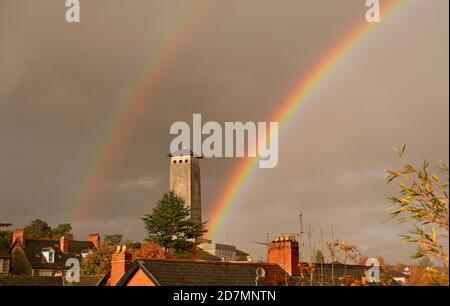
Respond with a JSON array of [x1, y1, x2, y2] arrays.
[[299, 212, 304, 260], [252, 231, 271, 261]]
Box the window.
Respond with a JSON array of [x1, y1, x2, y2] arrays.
[[41, 247, 55, 263], [39, 270, 53, 276]]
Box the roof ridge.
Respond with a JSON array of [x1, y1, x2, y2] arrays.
[[138, 258, 279, 266]]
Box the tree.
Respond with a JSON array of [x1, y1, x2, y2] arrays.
[[0, 223, 12, 249], [24, 219, 74, 239], [104, 234, 123, 246], [408, 265, 433, 286], [376, 256, 391, 271], [81, 243, 116, 276], [418, 256, 432, 269], [51, 223, 73, 239], [314, 250, 325, 263], [141, 192, 207, 253], [386, 147, 449, 285], [130, 243, 173, 260], [26, 219, 52, 239]]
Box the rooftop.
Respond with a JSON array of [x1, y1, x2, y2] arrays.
[[117, 258, 289, 286]]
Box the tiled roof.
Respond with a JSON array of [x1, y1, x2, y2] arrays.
[[0, 245, 9, 259], [65, 275, 107, 286], [0, 276, 63, 286], [117, 259, 289, 286], [14, 239, 95, 269], [0, 275, 106, 286]]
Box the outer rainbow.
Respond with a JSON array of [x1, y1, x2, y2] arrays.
[[64, 0, 213, 222], [207, 0, 408, 240]]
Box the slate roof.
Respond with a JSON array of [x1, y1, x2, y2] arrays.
[[0, 276, 63, 286], [0, 245, 9, 259], [0, 275, 106, 286], [12, 239, 95, 269], [117, 259, 289, 286], [65, 275, 108, 286]]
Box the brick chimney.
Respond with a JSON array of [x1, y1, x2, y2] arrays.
[[12, 228, 26, 247], [60, 236, 69, 253], [88, 233, 100, 249], [268, 235, 299, 276], [110, 245, 132, 286]]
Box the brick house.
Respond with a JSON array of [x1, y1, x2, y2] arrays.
[[0, 245, 10, 275], [112, 251, 289, 286], [112, 235, 398, 286], [9, 228, 100, 276]]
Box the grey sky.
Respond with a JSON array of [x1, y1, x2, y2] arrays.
[[0, 0, 448, 264]]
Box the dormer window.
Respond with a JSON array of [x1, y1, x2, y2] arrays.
[[41, 247, 55, 263]]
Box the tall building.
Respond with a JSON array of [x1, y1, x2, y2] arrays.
[[168, 149, 202, 225]]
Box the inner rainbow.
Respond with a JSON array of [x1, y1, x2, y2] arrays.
[[207, 0, 408, 240]]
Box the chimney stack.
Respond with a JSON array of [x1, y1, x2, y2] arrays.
[[60, 236, 69, 253], [88, 233, 100, 249], [110, 245, 132, 286], [12, 228, 26, 247], [268, 235, 299, 276]]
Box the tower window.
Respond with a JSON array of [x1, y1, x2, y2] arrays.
[[185, 159, 188, 163], [173, 160, 176, 164]]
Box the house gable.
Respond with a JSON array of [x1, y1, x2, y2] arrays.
[[125, 269, 156, 286]]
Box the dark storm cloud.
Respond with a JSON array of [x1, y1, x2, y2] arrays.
[[0, 0, 448, 263]]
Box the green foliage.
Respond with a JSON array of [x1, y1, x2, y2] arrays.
[[386, 147, 449, 285], [104, 234, 123, 246], [24, 219, 74, 239], [26, 219, 52, 239], [52, 223, 73, 239], [141, 192, 207, 253], [0, 223, 12, 249]]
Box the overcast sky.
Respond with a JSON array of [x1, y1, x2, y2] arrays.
[[0, 0, 448, 264]]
